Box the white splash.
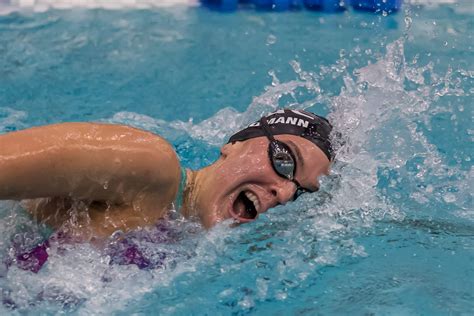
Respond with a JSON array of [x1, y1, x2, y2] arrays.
[[1, 36, 472, 313], [0, 107, 28, 133]]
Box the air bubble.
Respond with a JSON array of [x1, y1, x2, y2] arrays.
[[443, 193, 456, 203], [266, 34, 277, 46], [404, 16, 412, 29], [275, 291, 288, 300], [238, 297, 254, 309]]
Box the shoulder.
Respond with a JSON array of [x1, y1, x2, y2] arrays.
[[46, 122, 176, 151], [54, 122, 182, 193], [108, 123, 181, 195], [99, 123, 182, 190]]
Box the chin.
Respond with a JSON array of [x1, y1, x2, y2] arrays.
[[199, 195, 233, 228], [200, 211, 222, 229]]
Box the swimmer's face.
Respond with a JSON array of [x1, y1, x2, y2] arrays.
[[196, 135, 331, 228]]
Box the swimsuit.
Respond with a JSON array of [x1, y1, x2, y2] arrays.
[[174, 166, 187, 211], [9, 167, 188, 273]]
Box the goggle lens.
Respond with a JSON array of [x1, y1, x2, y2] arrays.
[[270, 141, 295, 180], [261, 117, 317, 201], [269, 140, 319, 201]]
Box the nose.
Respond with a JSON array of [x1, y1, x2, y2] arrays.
[[270, 180, 296, 205]]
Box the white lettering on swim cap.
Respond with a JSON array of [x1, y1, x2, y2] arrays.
[[248, 115, 309, 128], [297, 118, 309, 128], [275, 117, 286, 124], [286, 117, 298, 125], [269, 116, 309, 127]]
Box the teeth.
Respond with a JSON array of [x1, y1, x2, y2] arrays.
[[244, 191, 260, 212]]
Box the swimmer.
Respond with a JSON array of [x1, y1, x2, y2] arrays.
[[0, 109, 333, 241]]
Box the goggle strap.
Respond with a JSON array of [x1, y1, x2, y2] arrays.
[[259, 118, 277, 142]]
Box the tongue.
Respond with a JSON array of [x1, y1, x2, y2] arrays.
[[231, 192, 257, 221], [233, 194, 247, 218]]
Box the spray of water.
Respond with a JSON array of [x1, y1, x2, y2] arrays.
[[0, 33, 472, 313]]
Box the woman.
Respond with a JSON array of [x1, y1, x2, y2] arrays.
[[0, 109, 333, 242]]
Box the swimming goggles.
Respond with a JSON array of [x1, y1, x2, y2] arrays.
[[259, 118, 318, 200]]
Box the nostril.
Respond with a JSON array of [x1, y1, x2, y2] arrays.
[[271, 189, 277, 197]]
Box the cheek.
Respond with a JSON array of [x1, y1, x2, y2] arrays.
[[241, 157, 269, 180], [227, 154, 268, 178]]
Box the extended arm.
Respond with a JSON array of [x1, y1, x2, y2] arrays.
[[0, 122, 180, 206]]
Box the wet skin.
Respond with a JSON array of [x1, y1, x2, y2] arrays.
[[0, 123, 330, 240], [183, 135, 331, 228], [0, 123, 181, 240]]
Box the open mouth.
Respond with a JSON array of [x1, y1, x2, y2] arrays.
[[230, 191, 260, 222]]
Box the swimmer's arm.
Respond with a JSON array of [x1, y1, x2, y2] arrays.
[[0, 122, 181, 209]]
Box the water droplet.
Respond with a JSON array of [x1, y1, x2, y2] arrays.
[[238, 297, 254, 308], [103, 181, 109, 190], [275, 291, 288, 300], [289, 60, 302, 74], [404, 16, 412, 29], [266, 34, 277, 46], [268, 70, 280, 86], [443, 193, 456, 203]]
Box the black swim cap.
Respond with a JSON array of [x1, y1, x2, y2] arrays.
[[228, 109, 334, 161]]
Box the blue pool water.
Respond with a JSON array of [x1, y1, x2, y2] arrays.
[[0, 1, 473, 315]]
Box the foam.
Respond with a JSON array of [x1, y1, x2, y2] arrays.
[[0, 107, 28, 133]]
